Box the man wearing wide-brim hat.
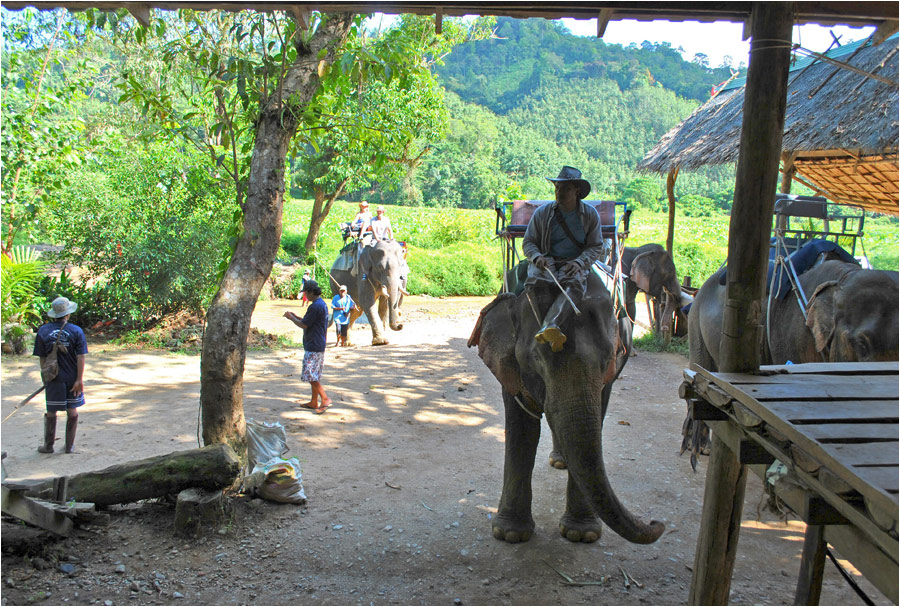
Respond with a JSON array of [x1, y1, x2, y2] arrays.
[[522, 166, 606, 352], [32, 296, 88, 453]]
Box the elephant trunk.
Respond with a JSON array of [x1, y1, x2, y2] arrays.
[[549, 391, 665, 545], [388, 281, 403, 331]]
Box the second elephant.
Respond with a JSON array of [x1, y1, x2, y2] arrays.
[[330, 240, 408, 346], [617, 243, 691, 340]]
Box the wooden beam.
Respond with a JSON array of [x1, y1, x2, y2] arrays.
[[597, 8, 614, 37], [290, 6, 309, 30], [435, 6, 442, 34], [871, 19, 899, 44], [665, 166, 679, 256], [719, 2, 793, 374], [128, 4, 150, 26], [1, 487, 72, 537]]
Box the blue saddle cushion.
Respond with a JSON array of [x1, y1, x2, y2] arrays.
[[718, 239, 855, 299]]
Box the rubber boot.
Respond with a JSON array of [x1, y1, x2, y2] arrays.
[[37, 414, 56, 454], [534, 288, 579, 352], [65, 414, 78, 454]]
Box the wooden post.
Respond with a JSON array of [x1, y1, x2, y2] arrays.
[[665, 166, 679, 256], [689, 434, 749, 605], [718, 3, 794, 374], [780, 151, 797, 194], [691, 4, 794, 605], [795, 524, 827, 605]]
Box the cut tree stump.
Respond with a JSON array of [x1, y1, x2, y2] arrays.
[[173, 488, 230, 538], [21, 444, 241, 507]]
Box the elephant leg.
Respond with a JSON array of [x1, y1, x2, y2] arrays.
[[493, 390, 540, 543], [367, 300, 389, 346], [548, 424, 567, 469], [559, 473, 603, 543]]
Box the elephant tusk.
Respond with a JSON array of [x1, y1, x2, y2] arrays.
[[380, 285, 389, 299], [399, 286, 410, 296]]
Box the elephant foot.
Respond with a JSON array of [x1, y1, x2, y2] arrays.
[[548, 450, 567, 469], [371, 337, 390, 346], [559, 513, 602, 543], [491, 514, 535, 544]]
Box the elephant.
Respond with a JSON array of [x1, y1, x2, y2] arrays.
[[330, 240, 408, 346], [684, 258, 899, 463], [468, 272, 664, 545], [616, 243, 691, 341]]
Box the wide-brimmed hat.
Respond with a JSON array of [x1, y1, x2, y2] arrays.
[[339, 285, 347, 292], [359, 201, 369, 207], [48, 296, 77, 318], [376, 206, 385, 212], [546, 166, 591, 200]]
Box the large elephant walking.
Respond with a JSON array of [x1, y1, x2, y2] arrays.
[[469, 273, 664, 545], [684, 259, 899, 461], [330, 240, 408, 346]]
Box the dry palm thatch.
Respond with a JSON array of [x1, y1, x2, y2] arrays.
[[639, 35, 899, 215]]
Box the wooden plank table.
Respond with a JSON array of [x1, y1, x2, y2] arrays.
[[683, 361, 898, 605]]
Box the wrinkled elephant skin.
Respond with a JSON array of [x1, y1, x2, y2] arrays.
[[469, 276, 664, 545], [619, 244, 688, 340], [331, 240, 407, 346], [690, 260, 899, 370]]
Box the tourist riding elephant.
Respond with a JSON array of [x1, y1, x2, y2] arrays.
[[468, 272, 664, 545], [684, 259, 899, 463], [617, 243, 691, 341], [330, 240, 408, 346]]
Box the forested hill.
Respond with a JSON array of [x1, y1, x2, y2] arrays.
[[370, 17, 740, 211], [436, 17, 737, 113]]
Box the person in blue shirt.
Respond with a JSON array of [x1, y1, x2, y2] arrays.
[[331, 284, 355, 347], [284, 281, 332, 414], [32, 296, 88, 453]]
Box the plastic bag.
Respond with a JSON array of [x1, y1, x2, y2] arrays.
[[246, 419, 288, 472], [245, 457, 307, 504]]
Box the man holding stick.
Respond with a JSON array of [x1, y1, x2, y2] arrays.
[[284, 281, 332, 414], [522, 166, 606, 352]]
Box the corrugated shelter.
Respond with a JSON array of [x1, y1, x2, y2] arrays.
[[639, 34, 899, 216]]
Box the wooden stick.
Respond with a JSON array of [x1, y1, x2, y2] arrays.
[[544, 267, 581, 315]]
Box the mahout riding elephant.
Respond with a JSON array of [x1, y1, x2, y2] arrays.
[[469, 272, 664, 545], [617, 243, 691, 340], [684, 259, 899, 462], [330, 240, 408, 346]]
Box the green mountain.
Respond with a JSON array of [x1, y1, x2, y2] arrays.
[[366, 18, 740, 212]]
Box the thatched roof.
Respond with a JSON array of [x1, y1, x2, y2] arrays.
[[639, 35, 899, 215]]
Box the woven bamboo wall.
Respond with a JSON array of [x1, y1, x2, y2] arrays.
[[793, 153, 899, 215]]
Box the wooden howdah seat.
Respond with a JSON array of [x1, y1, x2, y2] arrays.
[[496, 199, 628, 241]]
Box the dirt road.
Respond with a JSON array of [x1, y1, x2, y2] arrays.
[[0, 297, 888, 605]]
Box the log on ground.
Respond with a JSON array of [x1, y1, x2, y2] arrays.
[[23, 444, 241, 507]]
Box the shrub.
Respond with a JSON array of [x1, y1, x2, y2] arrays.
[[41, 138, 235, 327], [1, 246, 47, 329], [405, 242, 502, 296]]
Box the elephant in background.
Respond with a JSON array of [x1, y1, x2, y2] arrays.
[[684, 259, 899, 463], [469, 272, 664, 545], [617, 243, 692, 341], [330, 240, 408, 346]]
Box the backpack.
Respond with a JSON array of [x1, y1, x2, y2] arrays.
[[40, 320, 68, 385]]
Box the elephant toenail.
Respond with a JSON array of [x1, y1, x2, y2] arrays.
[[492, 527, 504, 540], [583, 531, 599, 543]]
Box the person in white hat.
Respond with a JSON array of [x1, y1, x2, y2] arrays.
[[32, 296, 88, 453], [330, 284, 355, 347], [522, 166, 606, 352]]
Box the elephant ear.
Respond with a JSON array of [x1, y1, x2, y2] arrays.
[[630, 251, 657, 294], [806, 280, 839, 353], [469, 293, 523, 395]]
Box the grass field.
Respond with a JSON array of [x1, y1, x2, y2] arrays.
[[281, 198, 899, 298]]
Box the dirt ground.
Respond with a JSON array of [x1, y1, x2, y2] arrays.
[[0, 296, 890, 606]]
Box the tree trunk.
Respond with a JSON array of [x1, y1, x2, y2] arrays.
[[23, 445, 241, 507], [200, 13, 355, 453], [303, 177, 348, 256]]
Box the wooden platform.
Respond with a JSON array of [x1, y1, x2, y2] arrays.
[[684, 361, 898, 605]]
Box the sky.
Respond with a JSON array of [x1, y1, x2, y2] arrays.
[[561, 18, 876, 68]]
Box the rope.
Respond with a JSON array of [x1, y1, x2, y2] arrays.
[[826, 547, 875, 606]]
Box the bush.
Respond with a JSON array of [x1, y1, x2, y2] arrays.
[[41, 138, 235, 327], [405, 242, 502, 296]]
